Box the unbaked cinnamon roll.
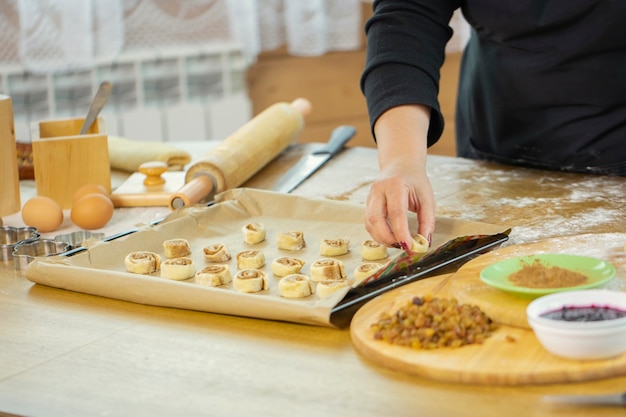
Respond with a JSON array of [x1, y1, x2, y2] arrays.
[[316, 279, 350, 299], [195, 264, 232, 287], [320, 238, 350, 257], [161, 257, 195, 280], [233, 269, 268, 293], [271, 256, 305, 277], [242, 222, 266, 244], [410, 233, 429, 259], [125, 251, 162, 274], [277, 231, 306, 251], [278, 274, 313, 298], [310, 258, 346, 282], [163, 238, 191, 259], [236, 250, 265, 269], [203, 243, 232, 263], [353, 262, 384, 285], [360, 239, 388, 261]]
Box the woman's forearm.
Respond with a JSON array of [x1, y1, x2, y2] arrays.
[[374, 104, 431, 172]]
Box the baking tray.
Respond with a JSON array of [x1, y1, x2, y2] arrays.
[[25, 188, 509, 327]]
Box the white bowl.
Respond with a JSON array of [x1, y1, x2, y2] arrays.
[[526, 290, 626, 360]]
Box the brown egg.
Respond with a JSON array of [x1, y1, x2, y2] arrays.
[[71, 193, 114, 230], [72, 184, 110, 205], [21, 196, 64, 233]]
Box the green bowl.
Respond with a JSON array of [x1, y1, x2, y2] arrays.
[[480, 253, 616, 298]]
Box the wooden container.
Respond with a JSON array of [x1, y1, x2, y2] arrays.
[[32, 117, 111, 209], [0, 95, 21, 216]]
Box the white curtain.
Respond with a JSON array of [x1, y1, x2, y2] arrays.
[[228, 0, 363, 58], [17, 0, 124, 72], [11, 0, 363, 73]]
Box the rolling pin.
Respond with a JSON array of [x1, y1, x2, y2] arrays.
[[168, 98, 311, 210]]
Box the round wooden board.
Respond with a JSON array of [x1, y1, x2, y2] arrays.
[[350, 233, 626, 385]]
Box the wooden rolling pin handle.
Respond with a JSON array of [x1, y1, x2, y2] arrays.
[[290, 98, 312, 117], [168, 173, 216, 211]]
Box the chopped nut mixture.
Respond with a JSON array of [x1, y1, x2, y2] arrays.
[[371, 295, 497, 349]]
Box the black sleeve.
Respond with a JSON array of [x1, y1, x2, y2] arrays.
[[360, 0, 460, 146]]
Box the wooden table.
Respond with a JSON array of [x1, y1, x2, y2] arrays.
[[1, 144, 625, 417]]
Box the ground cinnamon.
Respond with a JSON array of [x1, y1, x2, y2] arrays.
[[508, 259, 588, 288]]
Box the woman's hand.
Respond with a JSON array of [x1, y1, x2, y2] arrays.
[[364, 104, 436, 248], [365, 160, 435, 248]]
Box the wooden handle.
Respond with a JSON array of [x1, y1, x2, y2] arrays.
[[168, 98, 311, 209], [168, 174, 215, 210], [138, 161, 168, 186]]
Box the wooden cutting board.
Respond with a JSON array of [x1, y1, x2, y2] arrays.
[[350, 233, 626, 385], [110, 171, 185, 207]]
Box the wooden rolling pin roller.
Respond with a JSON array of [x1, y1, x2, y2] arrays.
[[168, 98, 311, 210]]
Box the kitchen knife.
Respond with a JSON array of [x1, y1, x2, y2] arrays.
[[272, 125, 356, 193], [543, 392, 626, 407]]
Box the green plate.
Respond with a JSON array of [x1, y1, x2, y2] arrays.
[[480, 253, 616, 298]]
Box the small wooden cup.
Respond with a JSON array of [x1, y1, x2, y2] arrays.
[[32, 117, 111, 209]]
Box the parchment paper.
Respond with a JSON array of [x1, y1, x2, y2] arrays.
[[26, 188, 509, 327]]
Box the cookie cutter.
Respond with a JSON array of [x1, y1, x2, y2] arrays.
[[13, 239, 69, 271], [54, 230, 105, 251], [0, 226, 40, 262]]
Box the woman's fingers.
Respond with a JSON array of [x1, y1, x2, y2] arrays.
[[381, 179, 413, 247], [365, 172, 435, 248], [365, 176, 412, 247], [415, 186, 435, 247], [365, 181, 397, 246]]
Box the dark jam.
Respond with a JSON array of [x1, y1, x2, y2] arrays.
[[540, 305, 626, 322]]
